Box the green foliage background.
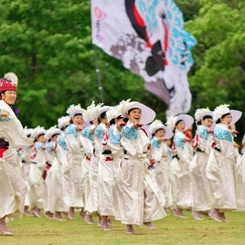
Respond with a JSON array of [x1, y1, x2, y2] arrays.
[[0, 0, 244, 134]]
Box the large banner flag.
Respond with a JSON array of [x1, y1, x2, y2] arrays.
[[91, 0, 197, 116]]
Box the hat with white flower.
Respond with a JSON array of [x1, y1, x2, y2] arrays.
[[83, 101, 104, 122], [194, 108, 213, 123], [58, 116, 70, 129], [0, 72, 18, 93], [31, 126, 46, 140], [106, 105, 123, 123], [166, 114, 194, 132], [66, 104, 84, 119], [213, 104, 242, 125], [149, 119, 173, 139], [45, 125, 62, 140], [119, 99, 156, 124]]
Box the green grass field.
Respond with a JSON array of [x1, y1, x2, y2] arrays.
[[1, 211, 245, 245]]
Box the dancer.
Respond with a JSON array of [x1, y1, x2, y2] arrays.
[[0, 72, 33, 235], [207, 104, 242, 222], [116, 100, 167, 234]]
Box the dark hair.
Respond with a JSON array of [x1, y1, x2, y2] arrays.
[[109, 115, 123, 125], [51, 133, 60, 139], [175, 120, 183, 127], [34, 133, 45, 142], [128, 108, 140, 115], [98, 111, 107, 124], [197, 115, 213, 125], [216, 113, 230, 124]]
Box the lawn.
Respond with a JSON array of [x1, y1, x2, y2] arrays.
[[1, 211, 245, 245]]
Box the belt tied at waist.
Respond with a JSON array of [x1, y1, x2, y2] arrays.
[[124, 152, 147, 160]]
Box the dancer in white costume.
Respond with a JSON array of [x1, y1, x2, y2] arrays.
[[0, 72, 33, 236], [86, 105, 110, 224], [116, 100, 167, 234], [190, 108, 214, 220], [44, 126, 64, 220], [207, 104, 242, 222], [167, 114, 194, 219], [97, 105, 124, 230], [28, 126, 47, 217], [64, 104, 89, 219], [149, 119, 173, 210]]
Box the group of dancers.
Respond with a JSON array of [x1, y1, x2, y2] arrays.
[[0, 72, 244, 236]]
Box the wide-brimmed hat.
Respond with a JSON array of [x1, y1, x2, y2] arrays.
[[119, 100, 156, 124], [194, 108, 213, 122], [66, 104, 84, 119], [31, 126, 46, 140], [106, 106, 122, 122], [149, 119, 173, 139], [213, 104, 242, 125], [58, 116, 70, 129], [167, 114, 194, 132], [0, 72, 18, 93], [45, 126, 62, 140]]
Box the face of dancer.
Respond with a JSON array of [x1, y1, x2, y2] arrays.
[[100, 115, 110, 128], [51, 135, 59, 142], [221, 114, 232, 126], [155, 129, 165, 138], [1, 90, 17, 105], [175, 120, 185, 132], [202, 118, 213, 128], [72, 115, 84, 127], [127, 108, 141, 124], [37, 135, 46, 143]]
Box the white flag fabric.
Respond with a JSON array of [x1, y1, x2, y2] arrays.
[[91, 0, 197, 116]]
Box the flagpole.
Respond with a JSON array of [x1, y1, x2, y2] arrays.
[[93, 44, 104, 103]]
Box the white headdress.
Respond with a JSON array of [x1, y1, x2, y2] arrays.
[[118, 99, 155, 124], [58, 116, 70, 129], [166, 114, 194, 132], [4, 72, 18, 86], [66, 104, 84, 119], [106, 106, 122, 123], [31, 126, 46, 139], [149, 119, 173, 139], [194, 108, 213, 123], [213, 104, 242, 125], [45, 125, 61, 140]]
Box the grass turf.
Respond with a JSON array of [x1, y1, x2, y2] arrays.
[[1, 211, 245, 245]]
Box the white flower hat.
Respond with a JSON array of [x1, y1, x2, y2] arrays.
[[213, 104, 242, 125], [166, 114, 194, 132], [45, 126, 62, 140], [106, 106, 122, 123], [83, 101, 104, 122], [66, 104, 84, 119], [119, 100, 156, 125], [31, 126, 46, 140], [149, 119, 173, 139], [194, 108, 213, 123], [58, 116, 70, 129]]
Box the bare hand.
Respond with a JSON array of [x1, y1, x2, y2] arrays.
[[1, 109, 9, 120]]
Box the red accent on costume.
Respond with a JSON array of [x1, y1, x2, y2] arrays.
[[0, 148, 7, 158]]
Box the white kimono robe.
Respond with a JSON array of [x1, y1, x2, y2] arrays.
[[28, 142, 47, 212], [189, 125, 213, 212], [170, 130, 193, 210], [206, 124, 237, 211], [151, 137, 173, 208], [116, 122, 166, 226], [97, 125, 123, 217], [0, 100, 33, 219]]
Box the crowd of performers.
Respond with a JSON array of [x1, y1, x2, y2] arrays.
[[1, 72, 245, 236]]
